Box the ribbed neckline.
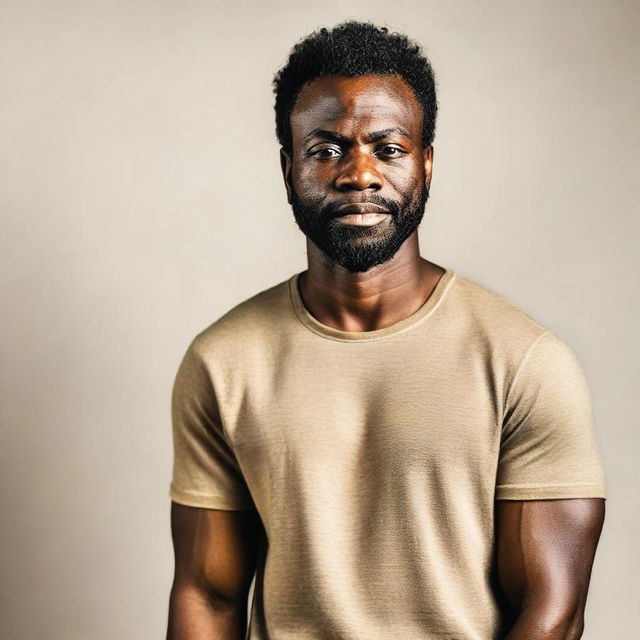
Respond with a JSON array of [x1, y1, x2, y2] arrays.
[[288, 267, 456, 342]]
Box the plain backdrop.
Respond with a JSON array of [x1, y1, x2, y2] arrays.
[[1, 1, 638, 638]]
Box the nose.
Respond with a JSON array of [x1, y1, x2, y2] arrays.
[[334, 148, 383, 192]]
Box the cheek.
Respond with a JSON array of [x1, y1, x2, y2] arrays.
[[293, 160, 333, 196], [383, 160, 424, 197]]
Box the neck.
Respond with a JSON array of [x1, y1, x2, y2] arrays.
[[298, 233, 446, 332]]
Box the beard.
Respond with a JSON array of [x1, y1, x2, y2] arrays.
[[290, 183, 429, 273]]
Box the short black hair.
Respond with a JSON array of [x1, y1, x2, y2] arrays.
[[272, 20, 438, 154]]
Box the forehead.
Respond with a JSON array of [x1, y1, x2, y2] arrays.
[[290, 74, 423, 144]]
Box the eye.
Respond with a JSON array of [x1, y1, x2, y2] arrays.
[[309, 145, 342, 159], [377, 144, 406, 158]]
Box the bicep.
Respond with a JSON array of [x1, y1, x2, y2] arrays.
[[170, 501, 261, 604], [495, 498, 605, 615]]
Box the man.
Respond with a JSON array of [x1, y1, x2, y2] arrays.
[[166, 21, 606, 640]]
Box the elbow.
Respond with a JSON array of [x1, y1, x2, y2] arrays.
[[543, 610, 584, 640], [566, 614, 585, 640], [518, 598, 586, 639], [170, 579, 249, 616]]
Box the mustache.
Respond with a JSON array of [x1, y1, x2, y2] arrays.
[[321, 196, 401, 221]]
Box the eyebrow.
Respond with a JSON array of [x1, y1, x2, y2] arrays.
[[302, 127, 411, 145]]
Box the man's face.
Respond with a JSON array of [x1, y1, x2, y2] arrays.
[[282, 74, 433, 273]]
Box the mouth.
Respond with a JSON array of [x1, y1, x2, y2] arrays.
[[335, 202, 389, 215], [334, 212, 391, 227], [333, 202, 391, 227]]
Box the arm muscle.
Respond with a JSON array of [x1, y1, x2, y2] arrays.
[[167, 502, 261, 640], [496, 498, 605, 639]]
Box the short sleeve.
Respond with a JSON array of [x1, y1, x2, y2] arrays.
[[495, 331, 607, 500], [169, 339, 256, 510]]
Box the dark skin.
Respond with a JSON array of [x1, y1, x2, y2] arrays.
[[167, 504, 260, 640], [167, 73, 605, 639], [284, 74, 446, 331]]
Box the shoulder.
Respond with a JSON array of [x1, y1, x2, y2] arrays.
[[445, 271, 582, 395], [188, 275, 293, 363], [449, 270, 549, 347], [451, 273, 583, 362], [447, 272, 592, 430]]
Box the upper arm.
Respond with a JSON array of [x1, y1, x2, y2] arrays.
[[169, 340, 256, 511], [167, 340, 262, 638], [495, 498, 605, 629], [170, 501, 261, 605], [496, 332, 606, 501]]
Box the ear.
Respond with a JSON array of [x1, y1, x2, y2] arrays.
[[423, 145, 434, 190], [280, 148, 293, 204]]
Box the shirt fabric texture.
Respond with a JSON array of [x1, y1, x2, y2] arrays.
[[169, 267, 607, 640]]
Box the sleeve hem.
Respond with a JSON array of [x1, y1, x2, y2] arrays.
[[169, 486, 256, 510], [495, 483, 607, 500]]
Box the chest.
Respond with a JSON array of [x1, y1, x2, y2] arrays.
[[222, 340, 503, 496]]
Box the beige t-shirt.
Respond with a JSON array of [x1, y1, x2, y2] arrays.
[[169, 267, 606, 640]]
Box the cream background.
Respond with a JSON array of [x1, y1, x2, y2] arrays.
[[1, 1, 637, 638]]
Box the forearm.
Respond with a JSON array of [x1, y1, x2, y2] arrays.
[[167, 584, 248, 640], [504, 603, 583, 640]]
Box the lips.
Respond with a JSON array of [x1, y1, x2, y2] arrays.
[[335, 202, 389, 215]]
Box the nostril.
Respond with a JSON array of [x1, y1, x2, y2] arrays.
[[335, 167, 383, 191]]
